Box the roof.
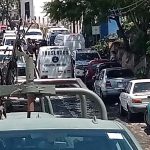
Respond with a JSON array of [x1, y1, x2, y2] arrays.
[[130, 79, 150, 84], [27, 29, 42, 32], [40, 46, 69, 50], [76, 50, 98, 54], [0, 117, 124, 131], [103, 67, 129, 71], [6, 112, 55, 119], [4, 36, 16, 39]]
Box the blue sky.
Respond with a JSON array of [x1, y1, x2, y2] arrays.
[[108, 19, 118, 34]]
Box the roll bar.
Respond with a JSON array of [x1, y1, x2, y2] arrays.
[[0, 78, 108, 120]]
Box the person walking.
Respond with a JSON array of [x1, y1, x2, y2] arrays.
[[0, 99, 6, 120]]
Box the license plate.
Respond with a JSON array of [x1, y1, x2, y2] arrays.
[[117, 82, 124, 88]]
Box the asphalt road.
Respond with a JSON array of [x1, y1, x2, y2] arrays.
[[50, 95, 150, 150]]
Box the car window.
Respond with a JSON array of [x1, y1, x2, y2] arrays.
[[76, 53, 99, 61], [25, 32, 42, 35], [0, 129, 138, 150], [99, 70, 105, 80], [125, 82, 132, 93], [107, 69, 134, 78], [133, 82, 150, 93]]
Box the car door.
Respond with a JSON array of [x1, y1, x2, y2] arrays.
[[95, 70, 105, 96], [120, 82, 132, 111], [94, 70, 100, 94]]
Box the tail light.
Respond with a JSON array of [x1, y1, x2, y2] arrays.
[[106, 81, 112, 88], [132, 99, 142, 103]]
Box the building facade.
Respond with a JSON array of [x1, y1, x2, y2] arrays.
[[20, 0, 52, 25]]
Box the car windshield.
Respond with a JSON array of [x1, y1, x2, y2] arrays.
[[107, 69, 134, 78], [5, 39, 16, 45], [133, 82, 150, 93], [0, 55, 12, 61], [76, 53, 100, 61], [0, 129, 138, 150], [26, 32, 42, 35]]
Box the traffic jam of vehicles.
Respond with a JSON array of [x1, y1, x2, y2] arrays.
[[0, 24, 149, 150]]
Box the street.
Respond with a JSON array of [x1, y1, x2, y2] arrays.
[[50, 95, 150, 150]]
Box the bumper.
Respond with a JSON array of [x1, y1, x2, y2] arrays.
[[129, 104, 147, 113], [102, 88, 122, 98]]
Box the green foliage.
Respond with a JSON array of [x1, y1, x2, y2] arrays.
[[92, 39, 109, 53], [135, 67, 147, 79], [146, 41, 150, 55]]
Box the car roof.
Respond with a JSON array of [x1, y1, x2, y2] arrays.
[[104, 67, 130, 71], [4, 37, 16, 39], [6, 112, 55, 119], [0, 117, 124, 131], [75, 50, 98, 54], [97, 62, 121, 67], [27, 29, 42, 32], [39, 46, 69, 50], [130, 79, 150, 84]]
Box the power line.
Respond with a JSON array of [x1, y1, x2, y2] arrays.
[[109, 0, 148, 17], [119, 0, 143, 11], [121, 0, 146, 15]]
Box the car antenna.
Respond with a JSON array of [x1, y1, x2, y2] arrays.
[[92, 116, 98, 124]]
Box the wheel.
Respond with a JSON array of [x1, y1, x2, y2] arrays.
[[127, 108, 134, 122], [144, 110, 150, 127], [100, 89, 104, 100], [119, 103, 126, 116]]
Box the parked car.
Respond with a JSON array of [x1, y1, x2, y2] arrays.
[[94, 62, 122, 79], [85, 59, 109, 89], [119, 79, 150, 121], [94, 67, 134, 102], [144, 102, 150, 128], [0, 112, 143, 150]]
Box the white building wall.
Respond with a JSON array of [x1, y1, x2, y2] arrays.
[[20, 0, 52, 25]]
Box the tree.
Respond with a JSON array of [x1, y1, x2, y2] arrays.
[[0, 0, 20, 27], [44, 0, 150, 54]]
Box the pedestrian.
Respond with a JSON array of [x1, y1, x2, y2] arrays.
[[27, 38, 34, 55], [0, 98, 6, 120]]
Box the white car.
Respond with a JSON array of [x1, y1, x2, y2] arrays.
[[119, 79, 150, 121], [25, 29, 43, 41]]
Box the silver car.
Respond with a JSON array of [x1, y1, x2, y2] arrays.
[[94, 67, 135, 101]]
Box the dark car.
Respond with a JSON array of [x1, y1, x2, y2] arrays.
[[94, 62, 122, 80], [85, 59, 109, 89]]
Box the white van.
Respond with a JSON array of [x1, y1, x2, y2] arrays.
[[46, 27, 69, 46], [37, 46, 73, 79], [72, 50, 101, 78], [54, 33, 85, 52]]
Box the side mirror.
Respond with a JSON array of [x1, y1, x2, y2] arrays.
[[120, 89, 126, 93]]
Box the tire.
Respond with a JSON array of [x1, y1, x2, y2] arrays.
[[119, 103, 126, 116], [127, 108, 134, 122], [144, 110, 150, 127], [100, 89, 104, 100]]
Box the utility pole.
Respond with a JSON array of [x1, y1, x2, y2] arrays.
[[6, 0, 9, 26]]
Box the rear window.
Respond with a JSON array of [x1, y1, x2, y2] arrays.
[[107, 69, 134, 78], [133, 82, 150, 93]]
